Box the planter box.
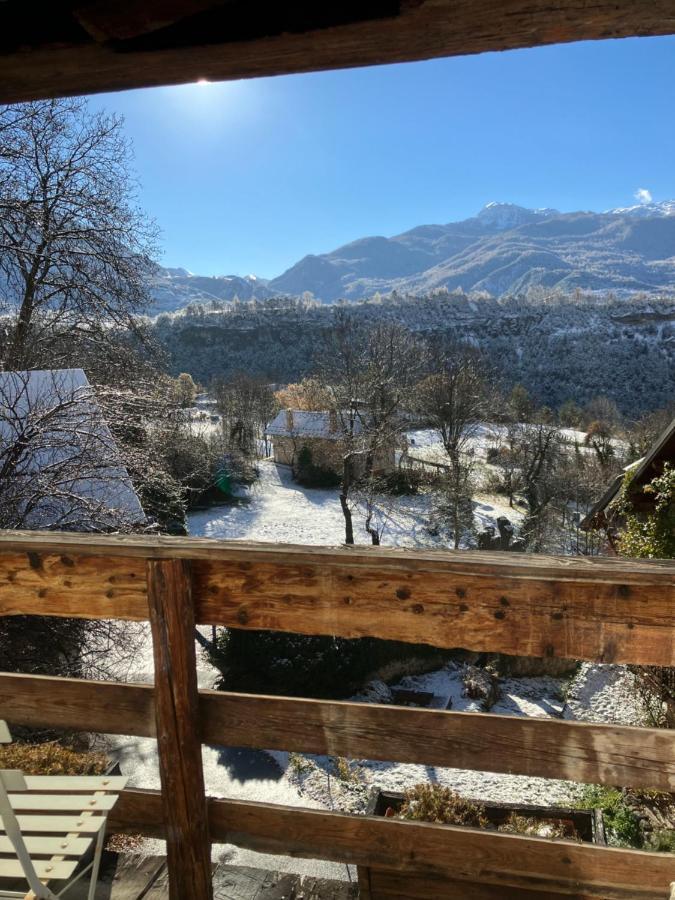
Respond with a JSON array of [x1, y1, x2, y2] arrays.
[[390, 689, 436, 708], [390, 689, 453, 710], [357, 789, 605, 900]]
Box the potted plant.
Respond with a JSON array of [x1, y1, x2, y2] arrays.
[[357, 784, 605, 900]]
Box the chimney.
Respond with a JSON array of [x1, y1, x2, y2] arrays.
[[285, 409, 294, 432], [329, 409, 338, 433]]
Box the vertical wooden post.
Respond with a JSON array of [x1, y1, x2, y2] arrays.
[[147, 558, 213, 900]]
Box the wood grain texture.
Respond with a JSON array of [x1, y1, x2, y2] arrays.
[[3, 1, 675, 103], [0, 532, 671, 665], [0, 551, 147, 620], [0, 673, 156, 738], [192, 555, 675, 665], [367, 868, 597, 899], [1, 674, 672, 791], [147, 558, 212, 900], [108, 789, 675, 900], [197, 691, 675, 792]]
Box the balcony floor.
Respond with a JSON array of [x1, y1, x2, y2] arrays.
[[65, 852, 358, 899]]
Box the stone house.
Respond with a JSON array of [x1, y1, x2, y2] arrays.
[[265, 409, 398, 475]]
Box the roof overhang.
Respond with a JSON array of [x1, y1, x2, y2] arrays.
[[580, 416, 675, 530], [2, 1, 675, 103]]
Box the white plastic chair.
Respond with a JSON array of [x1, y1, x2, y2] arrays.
[[0, 721, 127, 900]]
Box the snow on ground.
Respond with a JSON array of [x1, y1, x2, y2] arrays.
[[189, 458, 443, 548], [106, 624, 351, 879], [107, 448, 646, 880], [564, 663, 648, 726], [351, 665, 576, 808], [406, 425, 502, 464], [283, 661, 649, 817], [189, 458, 523, 548]]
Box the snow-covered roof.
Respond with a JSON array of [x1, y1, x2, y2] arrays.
[[0, 369, 145, 530], [266, 409, 361, 440]]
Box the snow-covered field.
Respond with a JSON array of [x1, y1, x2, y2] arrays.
[[189, 457, 521, 547], [285, 663, 647, 816], [190, 458, 440, 547], [106, 437, 645, 879]]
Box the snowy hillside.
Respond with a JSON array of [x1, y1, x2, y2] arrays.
[[147, 266, 273, 313], [150, 291, 675, 416]]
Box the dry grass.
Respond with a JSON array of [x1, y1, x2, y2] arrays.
[[399, 784, 488, 828], [0, 741, 108, 776]]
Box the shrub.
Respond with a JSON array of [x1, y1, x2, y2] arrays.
[[209, 629, 449, 699], [398, 785, 488, 828], [381, 469, 420, 495], [648, 829, 675, 853], [0, 742, 108, 776], [333, 757, 360, 783], [578, 786, 642, 848], [498, 813, 571, 840], [614, 464, 675, 559], [611, 466, 675, 727]]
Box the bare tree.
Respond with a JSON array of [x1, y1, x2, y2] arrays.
[[213, 372, 277, 459], [0, 98, 158, 370], [318, 314, 422, 544], [0, 368, 145, 684], [417, 342, 492, 549], [0, 369, 144, 531], [584, 419, 617, 471], [274, 378, 331, 411], [508, 418, 564, 551], [626, 404, 674, 460]]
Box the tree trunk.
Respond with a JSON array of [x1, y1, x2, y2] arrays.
[[449, 450, 462, 550], [340, 493, 354, 544], [7, 281, 35, 370], [365, 507, 380, 545], [340, 455, 354, 544]]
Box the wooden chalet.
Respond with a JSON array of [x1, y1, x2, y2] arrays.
[[0, 3, 674, 899], [581, 416, 675, 533]]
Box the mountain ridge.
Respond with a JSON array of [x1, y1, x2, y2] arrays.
[[149, 201, 675, 310]]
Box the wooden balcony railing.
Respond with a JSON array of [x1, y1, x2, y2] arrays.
[[0, 531, 673, 900]]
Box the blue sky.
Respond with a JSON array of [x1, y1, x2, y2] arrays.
[[91, 36, 675, 279]]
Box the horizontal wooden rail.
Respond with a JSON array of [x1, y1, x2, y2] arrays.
[[2, 674, 673, 792], [107, 788, 675, 900], [1, 532, 673, 898], [0, 531, 672, 665]]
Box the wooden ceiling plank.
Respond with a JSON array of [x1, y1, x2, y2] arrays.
[[72, 0, 230, 43], [1, 1, 675, 102]]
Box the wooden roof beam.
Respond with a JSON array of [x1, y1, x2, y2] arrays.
[[1, 1, 675, 103]]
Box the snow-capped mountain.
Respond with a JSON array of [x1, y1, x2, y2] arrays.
[[606, 199, 675, 218], [147, 201, 675, 310], [474, 201, 560, 230], [268, 202, 675, 301], [147, 267, 274, 313]]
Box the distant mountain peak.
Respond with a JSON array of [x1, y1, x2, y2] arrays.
[[151, 200, 675, 310], [475, 202, 559, 230], [606, 199, 675, 218]]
